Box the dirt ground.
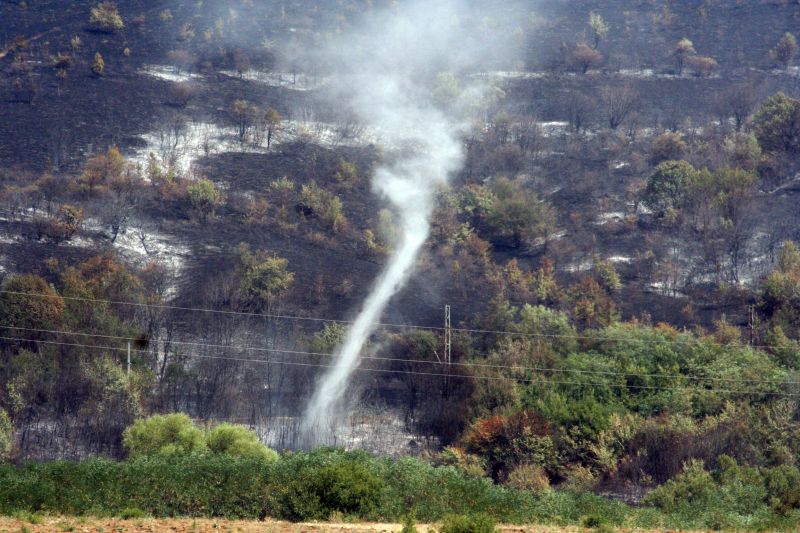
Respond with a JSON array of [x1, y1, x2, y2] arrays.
[[0, 517, 688, 533]]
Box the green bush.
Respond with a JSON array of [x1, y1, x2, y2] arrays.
[[0, 408, 13, 463], [644, 460, 718, 513], [119, 507, 147, 519], [90, 2, 124, 32], [752, 92, 800, 153], [122, 413, 206, 458], [440, 513, 498, 533], [0, 448, 798, 529], [765, 465, 800, 514], [0, 455, 273, 518], [400, 512, 419, 533], [270, 456, 385, 520], [206, 424, 278, 462]]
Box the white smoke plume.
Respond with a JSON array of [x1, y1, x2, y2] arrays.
[[300, 0, 518, 445]]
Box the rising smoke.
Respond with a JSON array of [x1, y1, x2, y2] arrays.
[[300, 0, 519, 446]]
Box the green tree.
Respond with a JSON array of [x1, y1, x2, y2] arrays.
[[236, 244, 294, 311], [643, 160, 697, 213], [593, 256, 622, 292], [483, 177, 555, 249], [588, 12, 609, 49], [309, 322, 346, 353], [187, 178, 222, 220], [751, 92, 800, 153]]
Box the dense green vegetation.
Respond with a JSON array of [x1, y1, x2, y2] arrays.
[[2, 448, 800, 531]]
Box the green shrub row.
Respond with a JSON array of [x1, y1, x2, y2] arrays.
[[2, 449, 800, 530]]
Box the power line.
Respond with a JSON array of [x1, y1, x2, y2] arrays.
[[1, 334, 797, 397], [2, 324, 799, 386], [0, 289, 778, 349]]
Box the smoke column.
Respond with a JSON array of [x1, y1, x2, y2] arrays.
[[301, 0, 513, 445]]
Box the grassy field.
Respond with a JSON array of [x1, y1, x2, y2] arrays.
[[0, 518, 693, 533]]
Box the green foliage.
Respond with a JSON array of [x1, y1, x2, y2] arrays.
[[119, 507, 147, 519], [334, 159, 359, 189], [123, 414, 278, 465], [1, 448, 799, 528], [588, 12, 608, 49], [463, 411, 559, 480], [0, 409, 13, 463], [401, 512, 419, 533], [236, 243, 294, 310], [643, 160, 696, 213], [298, 181, 347, 232], [122, 413, 206, 458], [440, 513, 497, 533], [435, 447, 487, 478], [187, 178, 223, 220], [481, 177, 554, 249], [206, 424, 278, 462], [752, 92, 800, 153], [90, 2, 124, 32], [764, 464, 800, 514], [271, 457, 385, 520], [516, 304, 577, 354], [644, 459, 719, 512], [309, 322, 346, 353], [760, 241, 800, 336], [593, 257, 622, 292], [0, 455, 273, 518], [504, 464, 550, 494]]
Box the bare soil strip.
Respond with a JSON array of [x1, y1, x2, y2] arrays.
[[0, 517, 687, 533]]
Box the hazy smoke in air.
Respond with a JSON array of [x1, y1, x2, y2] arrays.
[[300, 0, 517, 445]]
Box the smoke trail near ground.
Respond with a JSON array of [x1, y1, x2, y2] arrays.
[[300, 0, 517, 445]]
